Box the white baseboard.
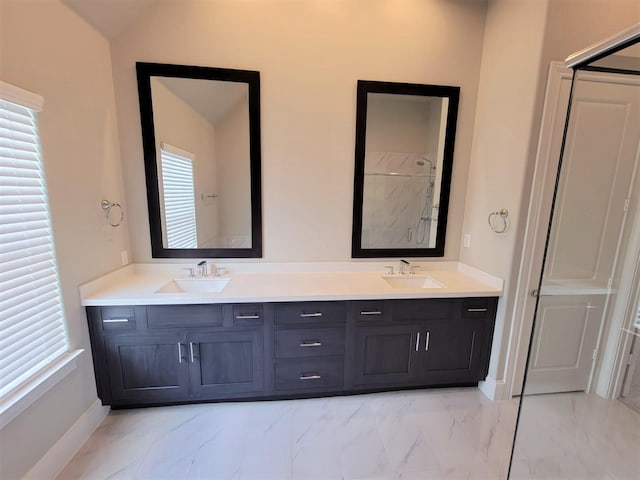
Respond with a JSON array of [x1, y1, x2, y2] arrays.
[[479, 376, 509, 400], [25, 399, 108, 480]]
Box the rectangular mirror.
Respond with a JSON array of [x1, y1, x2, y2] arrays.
[[351, 80, 459, 258], [136, 62, 262, 258]]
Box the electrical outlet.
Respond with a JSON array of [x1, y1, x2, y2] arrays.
[[120, 250, 128, 266], [463, 234, 471, 248]]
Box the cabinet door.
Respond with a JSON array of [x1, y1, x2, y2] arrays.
[[352, 324, 417, 387], [105, 334, 189, 404], [416, 318, 486, 384], [189, 330, 264, 398]]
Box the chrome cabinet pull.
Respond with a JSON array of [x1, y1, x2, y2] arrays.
[[189, 342, 197, 363], [360, 311, 382, 315], [177, 342, 184, 364], [299, 374, 321, 380], [300, 312, 323, 317], [103, 318, 129, 323], [235, 314, 260, 319], [299, 341, 322, 347], [467, 308, 487, 312], [425, 332, 430, 351], [415, 332, 420, 352]]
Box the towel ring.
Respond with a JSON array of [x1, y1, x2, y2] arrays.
[[488, 208, 509, 234], [101, 200, 124, 227]]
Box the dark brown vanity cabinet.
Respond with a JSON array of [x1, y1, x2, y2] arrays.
[[87, 304, 265, 406], [86, 297, 496, 407], [273, 302, 347, 393], [351, 298, 497, 389], [105, 332, 190, 404]]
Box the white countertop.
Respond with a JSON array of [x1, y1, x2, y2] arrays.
[[79, 262, 503, 306]]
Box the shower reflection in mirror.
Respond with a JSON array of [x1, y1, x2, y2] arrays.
[[352, 81, 459, 258]]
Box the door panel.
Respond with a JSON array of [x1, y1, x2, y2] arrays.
[[546, 79, 640, 284], [526, 295, 605, 394], [352, 325, 416, 387], [418, 318, 484, 384], [105, 334, 189, 404], [189, 330, 264, 397]]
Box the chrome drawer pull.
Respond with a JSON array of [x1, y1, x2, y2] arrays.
[[235, 314, 261, 319], [103, 318, 129, 323], [415, 332, 420, 352], [189, 342, 197, 363], [425, 331, 430, 351], [360, 311, 382, 315], [299, 341, 322, 347], [300, 312, 323, 317], [177, 342, 184, 364], [299, 374, 321, 380], [467, 308, 487, 312]]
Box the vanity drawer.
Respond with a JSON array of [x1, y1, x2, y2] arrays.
[[275, 302, 347, 325], [462, 298, 495, 318], [147, 305, 223, 328], [100, 306, 137, 331], [274, 357, 344, 391], [274, 327, 345, 358], [392, 299, 454, 322], [233, 304, 264, 326], [352, 301, 387, 322]]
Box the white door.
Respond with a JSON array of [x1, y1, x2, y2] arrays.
[[525, 72, 640, 394], [525, 295, 605, 394]]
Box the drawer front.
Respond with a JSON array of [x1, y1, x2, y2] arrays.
[[352, 301, 386, 322], [462, 298, 495, 318], [100, 306, 136, 331], [147, 305, 223, 328], [233, 304, 264, 326], [392, 299, 454, 321], [274, 327, 345, 358], [274, 357, 344, 391], [275, 302, 347, 325]]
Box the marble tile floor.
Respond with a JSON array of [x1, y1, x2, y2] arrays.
[[510, 392, 640, 480], [57, 388, 519, 480]]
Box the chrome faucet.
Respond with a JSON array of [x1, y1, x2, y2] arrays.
[[197, 260, 208, 277], [399, 259, 410, 275]]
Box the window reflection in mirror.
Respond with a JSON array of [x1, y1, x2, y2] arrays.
[[137, 63, 262, 258], [352, 81, 460, 258], [150, 77, 251, 249]]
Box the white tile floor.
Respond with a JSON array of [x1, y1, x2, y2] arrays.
[[511, 392, 640, 480], [57, 388, 519, 480], [58, 389, 640, 480]]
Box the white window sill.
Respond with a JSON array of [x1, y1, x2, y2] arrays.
[[0, 350, 84, 430]]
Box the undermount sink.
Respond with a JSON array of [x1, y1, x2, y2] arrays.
[[155, 277, 230, 294], [381, 275, 444, 289]]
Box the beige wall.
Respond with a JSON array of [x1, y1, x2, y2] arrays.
[[459, 0, 550, 382], [0, 1, 128, 478], [150, 79, 219, 247], [111, 0, 488, 262]]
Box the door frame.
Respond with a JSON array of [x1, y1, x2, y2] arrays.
[[506, 63, 640, 398]]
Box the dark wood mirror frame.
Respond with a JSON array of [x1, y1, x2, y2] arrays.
[[351, 80, 460, 258], [136, 62, 262, 258]]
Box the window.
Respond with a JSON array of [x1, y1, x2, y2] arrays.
[[159, 143, 198, 248], [0, 81, 70, 401]]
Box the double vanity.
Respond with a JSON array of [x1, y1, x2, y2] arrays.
[[82, 263, 501, 408], [103, 63, 490, 408]]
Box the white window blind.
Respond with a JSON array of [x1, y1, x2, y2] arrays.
[[0, 81, 69, 399], [160, 143, 197, 248]]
